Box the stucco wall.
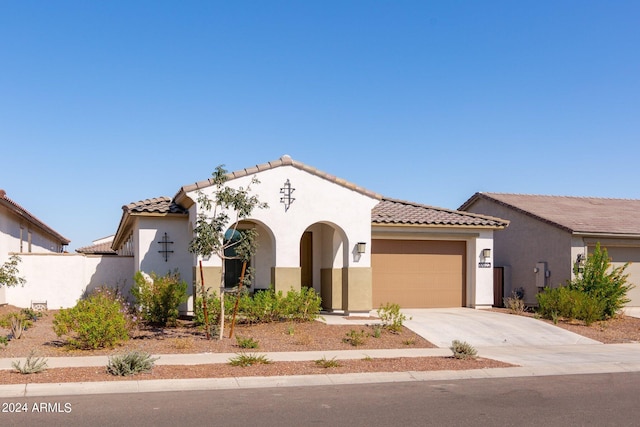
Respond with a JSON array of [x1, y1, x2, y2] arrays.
[[464, 199, 573, 305], [3, 253, 134, 309]]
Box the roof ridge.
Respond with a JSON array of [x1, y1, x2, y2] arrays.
[[176, 155, 383, 202], [482, 192, 640, 202]]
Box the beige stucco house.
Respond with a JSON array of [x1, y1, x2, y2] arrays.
[[112, 156, 508, 315], [460, 193, 640, 308]]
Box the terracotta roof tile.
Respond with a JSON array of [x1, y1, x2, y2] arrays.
[[75, 241, 117, 255], [460, 193, 640, 235], [373, 198, 509, 228], [124, 197, 188, 215]]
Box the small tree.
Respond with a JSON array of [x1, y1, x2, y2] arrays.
[[570, 242, 634, 318], [0, 255, 26, 288], [188, 165, 267, 339]]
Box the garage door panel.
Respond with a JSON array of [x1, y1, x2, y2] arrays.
[[372, 240, 466, 308]]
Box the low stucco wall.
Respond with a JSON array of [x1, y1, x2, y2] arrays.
[[3, 253, 134, 309]]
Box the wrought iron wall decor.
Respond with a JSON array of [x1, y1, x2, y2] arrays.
[[158, 232, 174, 262], [280, 179, 295, 211]]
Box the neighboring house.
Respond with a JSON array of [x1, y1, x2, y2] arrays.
[[76, 235, 118, 255], [111, 156, 508, 315], [0, 189, 70, 305], [0, 189, 70, 255], [460, 193, 640, 308]]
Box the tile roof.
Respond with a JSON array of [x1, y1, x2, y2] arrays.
[[75, 241, 117, 255], [123, 197, 189, 215], [176, 155, 383, 202], [373, 198, 509, 228], [0, 189, 70, 245], [460, 192, 640, 235]]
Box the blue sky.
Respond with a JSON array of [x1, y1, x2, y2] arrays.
[[1, 1, 639, 250]]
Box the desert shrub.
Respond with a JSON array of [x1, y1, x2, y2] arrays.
[[12, 350, 48, 374], [106, 351, 158, 376], [228, 353, 272, 367], [343, 329, 368, 346], [536, 286, 606, 325], [569, 243, 634, 319], [236, 336, 259, 349], [504, 290, 526, 314], [0, 336, 8, 347], [377, 303, 410, 333], [53, 288, 133, 349], [281, 287, 322, 322], [450, 340, 477, 359], [132, 271, 188, 327], [10, 315, 27, 339], [371, 324, 383, 338], [315, 356, 341, 368]]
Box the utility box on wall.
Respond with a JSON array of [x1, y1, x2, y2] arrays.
[[535, 262, 548, 288]]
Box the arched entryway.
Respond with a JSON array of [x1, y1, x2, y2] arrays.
[[299, 222, 348, 311]]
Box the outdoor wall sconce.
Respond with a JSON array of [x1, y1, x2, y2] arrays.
[[481, 248, 491, 258], [356, 242, 366, 254]]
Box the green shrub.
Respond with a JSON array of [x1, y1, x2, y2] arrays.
[[53, 288, 133, 349], [343, 329, 368, 346], [106, 351, 158, 376], [132, 271, 188, 327], [228, 353, 272, 367], [12, 350, 48, 374], [282, 287, 322, 322], [536, 286, 606, 324], [236, 336, 259, 349], [377, 303, 410, 333], [450, 340, 477, 359], [315, 356, 341, 368], [569, 243, 634, 318], [204, 287, 322, 325]]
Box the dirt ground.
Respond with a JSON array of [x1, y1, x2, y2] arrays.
[[1, 305, 638, 384]]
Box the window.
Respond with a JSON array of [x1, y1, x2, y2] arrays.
[[224, 229, 249, 289]]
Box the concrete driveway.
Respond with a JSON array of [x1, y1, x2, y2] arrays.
[[402, 308, 601, 348]]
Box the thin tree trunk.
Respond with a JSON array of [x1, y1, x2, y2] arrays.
[[199, 260, 210, 340], [229, 261, 247, 339]]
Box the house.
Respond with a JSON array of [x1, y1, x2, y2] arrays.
[[111, 156, 509, 314], [459, 192, 640, 308], [76, 235, 118, 255], [0, 189, 70, 305]]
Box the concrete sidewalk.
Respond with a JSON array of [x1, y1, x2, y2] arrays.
[[1, 309, 639, 397]]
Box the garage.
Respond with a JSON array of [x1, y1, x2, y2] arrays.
[[372, 239, 466, 308]]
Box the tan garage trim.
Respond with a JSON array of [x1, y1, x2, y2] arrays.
[[372, 240, 466, 309]]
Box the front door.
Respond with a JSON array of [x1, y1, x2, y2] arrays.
[[300, 232, 313, 287]]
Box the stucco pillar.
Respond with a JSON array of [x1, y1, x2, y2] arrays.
[[271, 267, 301, 293], [341, 267, 372, 313], [193, 266, 222, 295], [321, 268, 343, 311]]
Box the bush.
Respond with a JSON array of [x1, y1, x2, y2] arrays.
[[569, 243, 634, 319], [12, 350, 48, 374], [228, 353, 272, 367], [132, 271, 188, 326], [107, 351, 158, 376], [343, 329, 368, 346], [450, 340, 477, 359], [377, 303, 410, 333], [504, 290, 526, 314], [536, 286, 606, 325], [53, 288, 134, 349], [196, 287, 322, 326], [315, 356, 341, 368], [235, 336, 259, 349]]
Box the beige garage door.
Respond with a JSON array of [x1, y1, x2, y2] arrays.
[[372, 240, 466, 309]]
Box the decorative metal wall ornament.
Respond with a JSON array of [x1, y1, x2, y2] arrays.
[[280, 179, 295, 211], [158, 232, 174, 262]]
